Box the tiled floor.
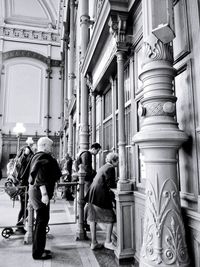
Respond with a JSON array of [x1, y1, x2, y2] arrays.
[[0, 181, 135, 267]]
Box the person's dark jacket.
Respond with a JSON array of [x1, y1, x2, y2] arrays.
[[79, 151, 96, 182], [29, 151, 61, 199], [85, 163, 116, 210], [17, 146, 34, 186]]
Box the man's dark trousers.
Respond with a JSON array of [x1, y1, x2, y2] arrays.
[[32, 204, 50, 259]]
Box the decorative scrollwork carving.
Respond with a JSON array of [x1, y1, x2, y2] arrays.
[[108, 13, 128, 51], [144, 40, 173, 63]]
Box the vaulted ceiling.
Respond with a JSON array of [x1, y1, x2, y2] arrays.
[[0, 0, 65, 44]]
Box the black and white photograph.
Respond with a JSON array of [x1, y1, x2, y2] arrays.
[[0, 0, 199, 266]]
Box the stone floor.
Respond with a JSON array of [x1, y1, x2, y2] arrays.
[[0, 180, 136, 267]]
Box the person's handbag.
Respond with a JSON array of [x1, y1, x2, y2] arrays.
[[4, 176, 19, 199]]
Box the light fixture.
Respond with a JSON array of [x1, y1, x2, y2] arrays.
[[13, 122, 26, 152]]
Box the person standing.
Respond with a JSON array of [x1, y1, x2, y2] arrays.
[[60, 153, 73, 200], [76, 143, 101, 195], [28, 137, 61, 260], [60, 153, 73, 182], [75, 143, 101, 230], [13, 137, 35, 234], [85, 152, 118, 250]]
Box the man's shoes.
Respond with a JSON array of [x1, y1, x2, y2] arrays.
[[84, 223, 90, 232], [15, 228, 26, 235], [44, 249, 51, 254], [90, 242, 103, 250], [33, 252, 52, 260], [16, 220, 24, 226], [104, 242, 116, 251]]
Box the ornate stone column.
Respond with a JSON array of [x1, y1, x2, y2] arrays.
[[133, 1, 190, 266], [91, 91, 96, 145], [79, 0, 90, 152], [76, 165, 87, 240], [68, 0, 76, 156], [63, 36, 69, 156], [109, 13, 134, 264], [110, 77, 117, 151], [116, 51, 130, 190]]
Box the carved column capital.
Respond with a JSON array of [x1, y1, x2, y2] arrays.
[[45, 67, 52, 78], [108, 13, 128, 52], [86, 73, 93, 91], [80, 15, 92, 26], [143, 40, 173, 64]]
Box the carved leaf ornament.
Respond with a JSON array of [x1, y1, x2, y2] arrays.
[[141, 175, 189, 265], [144, 40, 173, 63]]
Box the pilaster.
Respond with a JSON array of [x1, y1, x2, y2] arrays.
[[133, 1, 190, 266], [60, 63, 65, 125], [45, 62, 52, 136]]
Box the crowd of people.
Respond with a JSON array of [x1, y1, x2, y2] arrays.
[[3, 137, 119, 260]]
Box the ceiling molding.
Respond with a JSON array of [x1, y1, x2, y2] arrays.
[[0, 26, 60, 43], [2, 50, 61, 67]]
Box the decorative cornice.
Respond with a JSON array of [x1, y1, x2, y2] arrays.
[[0, 26, 60, 43], [144, 40, 173, 63], [96, 0, 105, 18], [2, 50, 61, 67]]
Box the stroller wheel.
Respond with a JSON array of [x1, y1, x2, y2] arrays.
[[2, 227, 14, 238]]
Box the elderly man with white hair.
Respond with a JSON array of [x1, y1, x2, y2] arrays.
[[28, 137, 61, 260]]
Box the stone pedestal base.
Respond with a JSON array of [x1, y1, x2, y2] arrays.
[[114, 190, 135, 263], [24, 203, 34, 244]]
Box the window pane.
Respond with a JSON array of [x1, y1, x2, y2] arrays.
[[103, 119, 113, 151], [125, 105, 131, 144], [124, 65, 130, 102], [104, 89, 112, 118]]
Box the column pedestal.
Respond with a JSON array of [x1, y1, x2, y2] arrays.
[[24, 202, 34, 244], [76, 165, 87, 240], [114, 190, 135, 264]]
